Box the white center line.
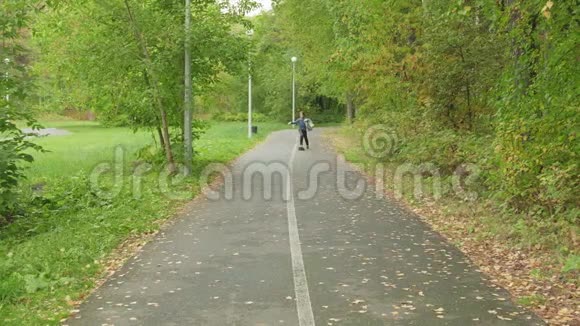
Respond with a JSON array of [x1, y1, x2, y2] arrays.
[[287, 143, 316, 326]]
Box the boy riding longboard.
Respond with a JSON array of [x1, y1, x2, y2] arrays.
[[289, 111, 314, 151]]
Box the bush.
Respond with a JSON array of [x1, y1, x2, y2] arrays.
[[212, 112, 269, 123], [0, 24, 43, 221], [307, 112, 344, 124]]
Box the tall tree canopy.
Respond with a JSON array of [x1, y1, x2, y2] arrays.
[[33, 0, 255, 167]]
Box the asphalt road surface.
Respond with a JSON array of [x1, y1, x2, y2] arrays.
[[67, 129, 543, 326], [21, 128, 71, 136]]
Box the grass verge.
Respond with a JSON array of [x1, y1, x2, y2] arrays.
[[0, 121, 286, 325]]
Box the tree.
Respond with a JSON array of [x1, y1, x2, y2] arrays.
[[33, 0, 253, 166], [0, 0, 43, 220], [123, 0, 176, 172], [211, 0, 578, 230]]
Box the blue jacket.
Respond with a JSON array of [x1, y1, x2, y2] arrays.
[[291, 118, 310, 131]]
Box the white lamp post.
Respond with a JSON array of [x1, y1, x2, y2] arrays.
[[291, 56, 297, 123], [247, 30, 254, 139], [248, 67, 253, 139], [184, 0, 193, 176]]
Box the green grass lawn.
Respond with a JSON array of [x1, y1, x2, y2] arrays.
[[0, 120, 286, 325], [26, 121, 286, 180], [26, 122, 151, 181]]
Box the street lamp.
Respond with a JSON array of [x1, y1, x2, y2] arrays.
[[291, 56, 297, 123], [247, 30, 254, 139], [184, 0, 193, 176]]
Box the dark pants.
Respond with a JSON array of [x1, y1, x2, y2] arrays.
[[299, 129, 309, 147]]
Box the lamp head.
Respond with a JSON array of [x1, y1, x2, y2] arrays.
[[291, 56, 297, 63]]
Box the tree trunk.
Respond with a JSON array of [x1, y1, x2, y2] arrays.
[[346, 92, 356, 124], [157, 126, 166, 152], [502, 0, 528, 96], [458, 47, 473, 130], [123, 0, 175, 173]]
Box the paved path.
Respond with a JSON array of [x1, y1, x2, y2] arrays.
[[67, 129, 543, 325], [21, 128, 71, 137]]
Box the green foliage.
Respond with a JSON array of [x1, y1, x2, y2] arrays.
[[199, 11, 346, 123], [491, 0, 579, 216], [562, 255, 580, 273], [169, 119, 209, 164], [420, 1, 506, 131], [257, 0, 578, 252], [0, 0, 43, 220], [33, 0, 252, 130], [212, 111, 268, 122], [517, 294, 547, 307]]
